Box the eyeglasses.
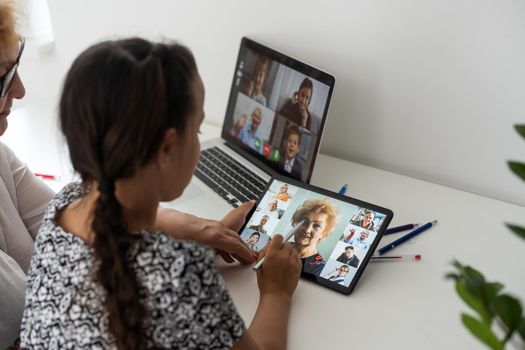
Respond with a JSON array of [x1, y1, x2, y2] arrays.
[[0, 37, 25, 98]]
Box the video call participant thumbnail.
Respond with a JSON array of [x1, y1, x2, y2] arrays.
[[350, 209, 376, 231], [265, 199, 284, 219], [291, 198, 339, 276], [278, 124, 303, 179], [278, 77, 318, 134], [325, 264, 350, 285], [345, 230, 370, 252], [336, 246, 360, 268], [245, 232, 261, 251], [237, 106, 263, 152], [273, 183, 290, 202], [243, 55, 269, 106], [248, 215, 269, 234]]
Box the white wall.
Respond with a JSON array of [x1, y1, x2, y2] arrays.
[[18, 0, 525, 206]]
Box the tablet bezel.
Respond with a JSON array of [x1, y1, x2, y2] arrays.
[[239, 175, 394, 295]]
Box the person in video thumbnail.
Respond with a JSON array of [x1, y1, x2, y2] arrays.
[[291, 198, 339, 276], [245, 55, 269, 106], [237, 106, 262, 151], [336, 246, 360, 268], [278, 125, 303, 179], [230, 113, 247, 138], [266, 199, 284, 219], [345, 230, 370, 251], [249, 215, 269, 234], [326, 265, 350, 285], [245, 232, 261, 251], [274, 183, 290, 202], [351, 209, 375, 231], [279, 78, 315, 133]]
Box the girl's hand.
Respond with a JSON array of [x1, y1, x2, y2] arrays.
[[256, 234, 301, 298], [156, 201, 257, 264]]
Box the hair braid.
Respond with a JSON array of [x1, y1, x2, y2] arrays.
[[59, 37, 198, 348], [92, 191, 146, 350]]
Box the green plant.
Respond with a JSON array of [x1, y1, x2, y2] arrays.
[[447, 125, 525, 350]]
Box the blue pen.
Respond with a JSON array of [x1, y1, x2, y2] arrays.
[[338, 184, 347, 195], [375, 220, 437, 256]]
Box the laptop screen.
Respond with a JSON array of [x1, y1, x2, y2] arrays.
[[221, 37, 335, 183]]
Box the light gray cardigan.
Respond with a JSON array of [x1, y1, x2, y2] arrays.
[[0, 142, 54, 348]]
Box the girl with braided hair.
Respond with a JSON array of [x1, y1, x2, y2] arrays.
[[0, 0, 255, 349], [20, 38, 301, 350], [1, 2, 265, 347]]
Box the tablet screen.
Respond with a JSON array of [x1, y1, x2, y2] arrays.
[[239, 178, 393, 294]]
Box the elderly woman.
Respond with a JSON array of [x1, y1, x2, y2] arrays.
[[291, 198, 339, 275], [0, 3, 55, 347]]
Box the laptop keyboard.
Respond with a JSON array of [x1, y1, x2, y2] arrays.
[[194, 146, 268, 207]]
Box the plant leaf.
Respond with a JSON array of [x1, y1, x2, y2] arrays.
[[456, 279, 493, 324], [461, 314, 504, 350], [446, 272, 459, 280], [461, 265, 502, 306], [508, 161, 525, 182], [518, 318, 525, 342], [452, 260, 464, 270], [450, 261, 511, 326], [515, 125, 525, 140], [506, 223, 525, 240], [484, 282, 505, 303], [494, 294, 523, 334], [462, 265, 486, 284]]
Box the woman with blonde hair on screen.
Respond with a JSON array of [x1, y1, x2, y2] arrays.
[[291, 198, 339, 275]]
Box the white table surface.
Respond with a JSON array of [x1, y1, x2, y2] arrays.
[[4, 109, 525, 349], [199, 125, 525, 350]]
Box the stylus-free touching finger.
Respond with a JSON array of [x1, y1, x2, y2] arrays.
[[285, 242, 296, 256], [229, 237, 256, 263], [269, 234, 284, 251]]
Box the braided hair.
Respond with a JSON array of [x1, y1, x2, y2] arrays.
[[59, 38, 197, 349]]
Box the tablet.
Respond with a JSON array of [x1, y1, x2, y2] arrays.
[[239, 177, 394, 294]]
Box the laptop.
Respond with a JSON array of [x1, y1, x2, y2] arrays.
[[164, 37, 335, 219]]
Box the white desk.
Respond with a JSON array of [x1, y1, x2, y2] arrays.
[[198, 124, 525, 350], [4, 111, 525, 349]]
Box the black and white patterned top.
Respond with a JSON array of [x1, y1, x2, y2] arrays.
[[20, 183, 245, 349]]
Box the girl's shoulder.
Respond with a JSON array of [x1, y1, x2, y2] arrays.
[[43, 182, 88, 221]]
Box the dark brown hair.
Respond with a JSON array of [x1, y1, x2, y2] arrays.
[[285, 124, 302, 144], [59, 37, 198, 349], [299, 77, 313, 105], [254, 55, 269, 75]]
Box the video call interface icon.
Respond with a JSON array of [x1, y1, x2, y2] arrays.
[[225, 37, 335, 183]]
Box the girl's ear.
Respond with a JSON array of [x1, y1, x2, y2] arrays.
[[156, 128, 178, 169]]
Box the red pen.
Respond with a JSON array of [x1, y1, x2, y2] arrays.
[[34, 173, 60, 181]]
